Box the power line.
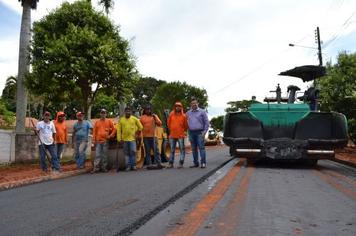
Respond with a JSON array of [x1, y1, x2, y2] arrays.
[[212, 35, 311, 95], [322, 11, 356, 49]]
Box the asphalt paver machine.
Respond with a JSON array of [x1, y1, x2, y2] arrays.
[[223, 65, 348, 165]]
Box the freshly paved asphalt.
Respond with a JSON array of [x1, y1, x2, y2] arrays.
[[0, 146, 230, 236], [136, 159, 356, 236]]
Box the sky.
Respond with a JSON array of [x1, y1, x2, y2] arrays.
[[0, 0, 356, 117]]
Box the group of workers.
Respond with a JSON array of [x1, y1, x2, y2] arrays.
[[35, 98, 209, 173]]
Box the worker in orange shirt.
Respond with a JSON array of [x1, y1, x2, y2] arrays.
[[54, 111, 68, 160], [167, 102, 188, 168], [92, 109, 116, 173], [140, 105, 163, 169]]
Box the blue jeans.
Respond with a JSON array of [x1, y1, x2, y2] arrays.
[[39, 144, 60, 171], [55, 143, 65, 160], [94, 142, 108, 171], [161, 138, 169, 162], [189, 130, 206, 166], [169, 138, 185, 165], [123, 141, 136, 168], [143, 137, 161, 165], [74, 139, 88, 168]]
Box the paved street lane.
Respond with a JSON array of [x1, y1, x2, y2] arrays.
[[0, 146, 230, 236], [138, 159, 356, 236]]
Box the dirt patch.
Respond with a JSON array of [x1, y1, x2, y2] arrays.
[[0, 161, 92, 185], [335, 147, 356, 165]]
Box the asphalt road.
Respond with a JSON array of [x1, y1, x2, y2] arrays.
[[0, 146, 230, 236], [136, 158, 356, 236]]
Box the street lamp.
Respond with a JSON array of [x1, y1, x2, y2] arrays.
[[288, 43, 317, 50]]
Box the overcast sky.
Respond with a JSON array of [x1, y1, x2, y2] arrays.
[[0, 0, 355, 117]]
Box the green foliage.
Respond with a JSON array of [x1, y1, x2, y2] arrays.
[[91, 92, 118, 117], [210, 115, 224, 131], [27, 0, 135, 116], [1, 76, 17, 112], [151, 81, 208, 119], [319, 52, 356, 142], [0, 99, 15, 128], [130, 76, 166, 111], [348, 119, 356, 144], [225, 99, 260, 112]]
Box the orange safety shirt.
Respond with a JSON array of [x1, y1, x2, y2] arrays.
[[168, 111, 188, 139], [93, 119, 116, 143], [140, 114, 162, 138], [54, 121, 68, 144]]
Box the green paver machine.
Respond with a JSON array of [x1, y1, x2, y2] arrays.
[[223, 65, 348, 165]]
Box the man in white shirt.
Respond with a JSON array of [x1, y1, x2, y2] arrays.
[[36, 111, 61, 172]]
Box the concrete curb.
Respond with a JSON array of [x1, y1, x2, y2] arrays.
[[332, 158, 356, 168], [0, 169, 90, 191]]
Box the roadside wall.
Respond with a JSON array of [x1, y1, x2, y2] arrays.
[[14, 133, 92, 163], [0, 130, 15, 164]]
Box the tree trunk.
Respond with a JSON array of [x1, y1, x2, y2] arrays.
[[86, 105, 92, 120], [16, 1, 32, 133]]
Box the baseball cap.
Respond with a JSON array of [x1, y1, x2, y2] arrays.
[[100, 108, 107, 113], [76, 111, 85, 117]]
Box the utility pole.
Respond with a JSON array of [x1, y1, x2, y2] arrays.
[[315, 26, 323, 66]]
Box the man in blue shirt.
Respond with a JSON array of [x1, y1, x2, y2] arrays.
[[186, 98, 209, 168], [73, 112, 92, 169]]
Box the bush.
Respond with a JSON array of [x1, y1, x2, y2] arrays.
[[0, 100, 15, 128], [348, 118, 356, 144]]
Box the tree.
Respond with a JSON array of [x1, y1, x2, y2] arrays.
[[130, 76, 166, 111], [151, 81, 208, 119], [0, 99, 15, 128], [27, 0, 135, 119], [98, 0, 114, 15], [225, 99, 260, 113], [91, 92, 118, 118], [16, 0, 39, 132], [1, 76, 17, 112], [87, 0, 114, 15], [210, 115, 224, 131], [319, 52, 356, 143]]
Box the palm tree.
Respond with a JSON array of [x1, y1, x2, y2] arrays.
[[98, 0, 114, 15], [87, 0, 114, 15], [16, 0, 38, 132]]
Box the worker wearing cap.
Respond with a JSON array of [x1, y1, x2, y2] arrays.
[[92, 109, 116, 173], [167, 102, 188, 168], [116, 107, 143, 171], [73, 112, 92, 169], [35, 111, 61, 172], [54, 111, 68, 160]]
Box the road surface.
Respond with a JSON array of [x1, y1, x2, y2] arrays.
[[0, 146, 355, 236]]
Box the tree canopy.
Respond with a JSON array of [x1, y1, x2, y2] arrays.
[[151, 81, 208, 119], [1, 76, 17, 113], [319, 52, 356, 142], [26, 0, 135, 118], [225, 99, 260, 113], [210, 115, 224, 131], [130, 76, 166, 111]]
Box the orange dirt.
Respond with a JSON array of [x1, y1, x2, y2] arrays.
[[335, 147, 356, 165], [0, 161, 92, 185]]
